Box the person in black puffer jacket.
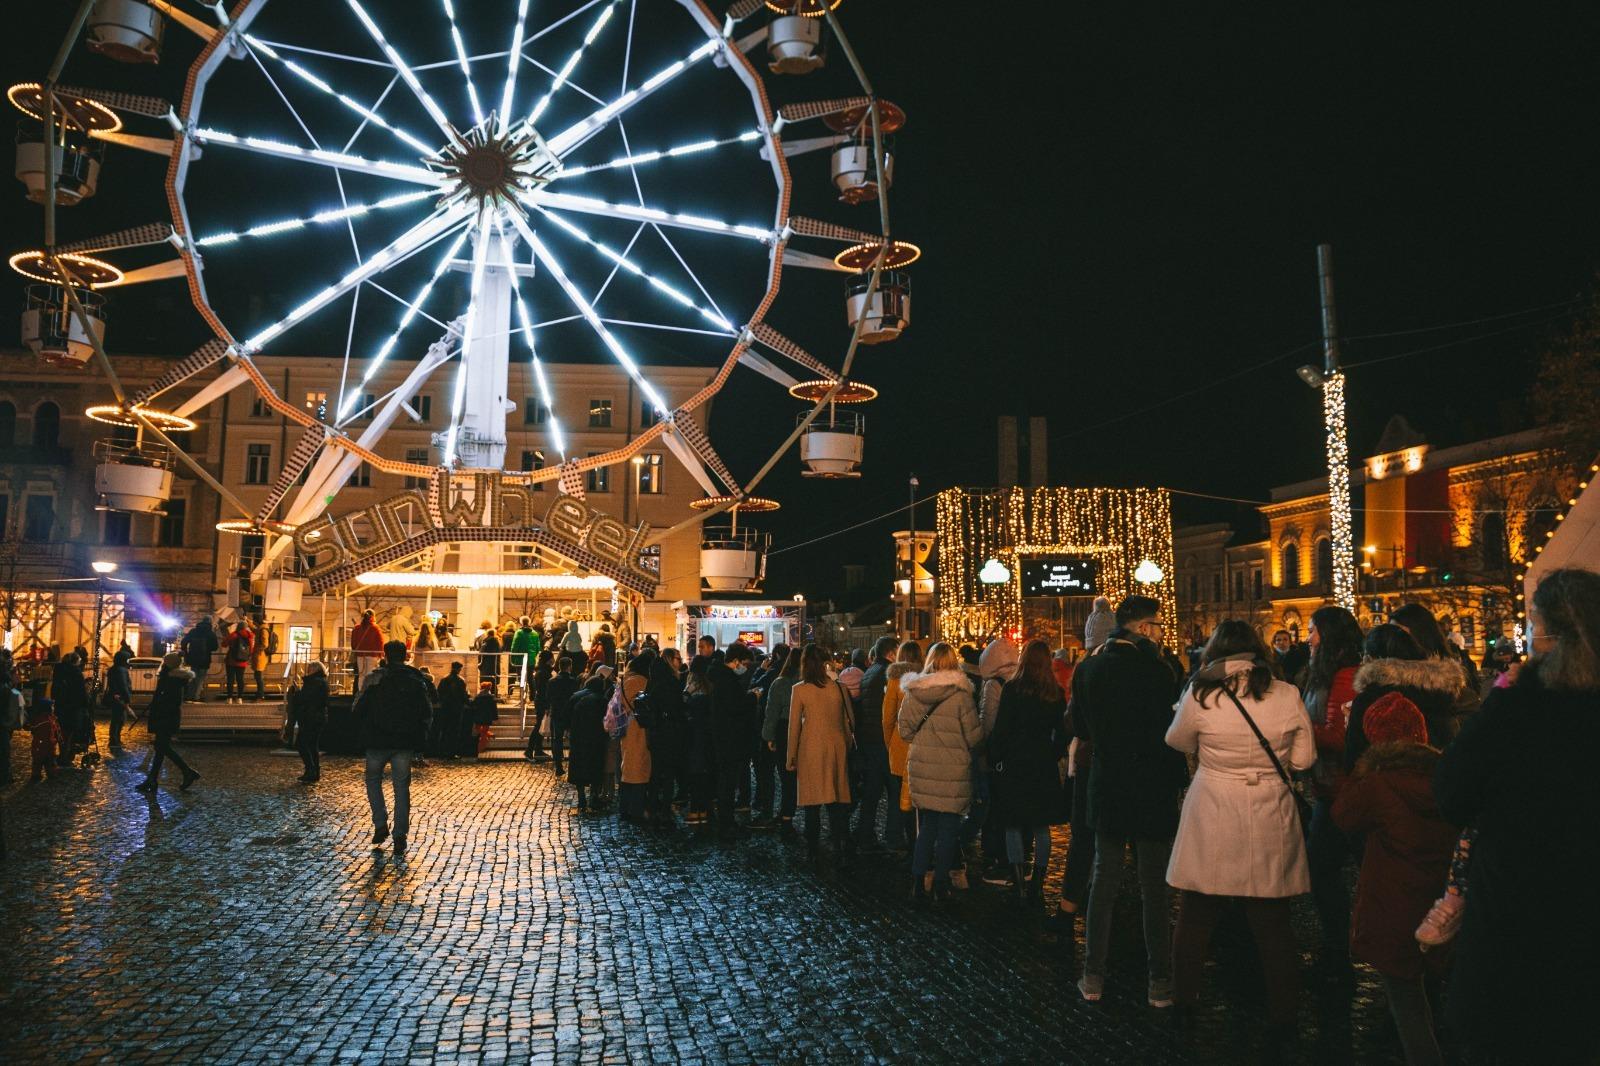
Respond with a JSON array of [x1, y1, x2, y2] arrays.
[[138, 653, 199, 793], [353, 641, 434, 855], [294, 661, 330, 783], [1345, 624, 1470, 773], [642, 655, 685, 828]]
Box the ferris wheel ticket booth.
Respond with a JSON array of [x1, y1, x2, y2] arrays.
[[674, 602, 803, 657]]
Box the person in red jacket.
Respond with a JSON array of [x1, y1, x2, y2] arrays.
[[350, 609, 386, 688], [1299, 604, 1363, 966], [1333, 692, 1458, 1066]]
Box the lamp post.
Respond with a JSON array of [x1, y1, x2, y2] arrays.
[[90, 559, 117, 686], [906, 474, 920, 640], [1296, 244, 1356, 613]]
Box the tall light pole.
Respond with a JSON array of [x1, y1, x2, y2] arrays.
[[906, 474, 920, 639], [1299, 245, 1356, 612], [90, 559, 117, 686]]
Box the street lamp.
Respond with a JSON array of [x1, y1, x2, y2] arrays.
[[1299, 243, 1356, 613], [979, 558, 1011, 584], [1134, 559, 1164, 585], [906, 474, 920, 639], [90, 560, 118, 685]]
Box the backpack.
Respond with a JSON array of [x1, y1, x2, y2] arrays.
[[227, 634, 251, 665]]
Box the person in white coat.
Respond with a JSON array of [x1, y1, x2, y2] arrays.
[[1165, 621, 1315, 1048]]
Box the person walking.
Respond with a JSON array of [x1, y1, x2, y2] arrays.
[[510, 616, 540, 694], [51, 651, 89, 767], [1333, 693, 1457, 1066], [105, 646, 134, 751], [1166, 622, 1315, 1050], [294, 661, 329, 783], [525, 650, 555, 761], [434, 661, 468, 758], [1299, 604, 1364, 968], [546, 655, 581, 776], [137, 653, 199, 793], [1433, 568, 1600, 1064], [785, 643, 856, 864], [749, 644, 790, 829], [26, 697, 63, 782], [349, 610, 385, 690], [987, 639, 1071, 904], [476, 623, 502, 696], [852, 636, 898, 851], [566, 672, 611, 812], [898, 642, 983, 900], [353, 641, 433, 855], [971, 637, 1020, 887], [883, 640, 923, 853], [222, 620, 253, 705], [1070, 595, 1186, 1007], [759, 648, 803, 835], [180, 616, 218, 702]]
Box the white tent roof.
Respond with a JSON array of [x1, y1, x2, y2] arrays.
[[1525, 457, 1600, 611]]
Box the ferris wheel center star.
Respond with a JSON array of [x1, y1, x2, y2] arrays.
[[429, 113, 557, 214]]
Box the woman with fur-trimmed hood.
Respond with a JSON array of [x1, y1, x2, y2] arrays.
[[898, 643, 983, 899], [1343, 624, 1471, 773]]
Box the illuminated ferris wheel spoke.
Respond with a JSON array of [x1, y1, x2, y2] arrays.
[[524, 0, 620, 128], [336, 225, 474, 423], [521, 189, 770, 242], [495, 227, 568, 459], [441, 205, 498, 467], [496, 0, 532, 133], [503, 208, 669, 417], [343, 0, 458, 143], [243, 34, 436, 156], [245, 205, 471, 351], [544, 37, 720, 157], [535, 206, 736, 333], [190, 128, 446, 185], [440, 0, 486, 127], [193, 190, 434, 248], [554, 129, 763, 178]]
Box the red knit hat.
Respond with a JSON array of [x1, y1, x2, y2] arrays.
[[1365, 691, 1428, 746]]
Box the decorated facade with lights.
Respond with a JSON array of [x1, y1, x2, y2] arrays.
[[934, 486, 1178, 646]]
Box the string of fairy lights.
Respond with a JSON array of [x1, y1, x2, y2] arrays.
[[935, 486, 1178, 645], [1322, 370, 1357, 611]]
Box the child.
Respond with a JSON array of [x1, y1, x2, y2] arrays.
[[26, 697, 63, 782], [468, 681, 498, 757], [1332, 693, 1459, 1066]]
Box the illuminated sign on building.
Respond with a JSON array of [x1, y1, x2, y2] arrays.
[[1021, 557, 1100, 597]]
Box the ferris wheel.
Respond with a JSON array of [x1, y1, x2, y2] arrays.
[[11, 0, 915, 598]]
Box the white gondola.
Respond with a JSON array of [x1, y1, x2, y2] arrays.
[[767, 16, 824, 74], [844, 270, 910, 344], [94, 439, 173, 513], [14, 122, 104, 205], [85, 0, 165, 64], [262, 576, 306, 617], [700, 527, 770, 592], [21, 284, 105, 366], [830, 140, 892, 205], [799, 410, 864, 478]]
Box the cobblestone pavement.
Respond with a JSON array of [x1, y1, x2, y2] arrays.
[[1, 726, 1407, 1064]]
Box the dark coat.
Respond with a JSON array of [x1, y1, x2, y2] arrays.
[[468, 692, 498, 726], [1433, 674, 1600, 1062], [988, 684, 1071, 828], [1332, 742, 1458, 979], [353, 662, 434, 750], [1070, 632, 1186, 839], [1345, 656, 1470, 772], [545, 671, 580, 720], [478, 634, 502, 675], [683, 690, 713, 775], [438, 673, 468, 715], [707, 662, 755, 768], [181, 621, 218, 670], [643, 660, 685, 785], [295, 673, 329, 727], [146, 669, 192, 736], [51, 659, 88, 714], [856, 658, 891, 752], [567, 678, 610, 786]]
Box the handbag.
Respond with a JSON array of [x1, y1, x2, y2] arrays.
[[1222, 687, 1313, 830]]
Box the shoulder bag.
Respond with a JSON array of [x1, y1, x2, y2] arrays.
[[1222, 687, 1312, 830]]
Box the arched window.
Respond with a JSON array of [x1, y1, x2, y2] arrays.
[[1480, 513, 1506, 571], [1315, 538, 1334, 587], [0, 400, 14, 446], [31, 401, 59, 448], [1281, 542, 1300, 588], [1523, 498, 1561, 562]]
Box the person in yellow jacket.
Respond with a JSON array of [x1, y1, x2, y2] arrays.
[[883, 640, 924, 851]]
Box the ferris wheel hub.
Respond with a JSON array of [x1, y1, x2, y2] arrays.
[[431, 114, 556, 212]]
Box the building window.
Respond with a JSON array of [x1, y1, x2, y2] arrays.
[[1315, 538, 1334, 587], [412, 394, 432, 423], [586, 453, 610, 493], [245, 444, 271, 485], [403, 448, 430, 490], [1480, 513, 1506, 570], [304, 391, 328, 419], [1252, 567, 1263, 600], [636, 452, 663, 494], [521, 449, 546, 491], [1281, 543, 1300, 588], [250, 395, 270, 418], [588, 398, 612, 428], [1211, 573, 1222, 602], [641, 403, 661, 429], [158, 499, 186, 548], [0, 400, 15, 446], [103, 510, 132, 546], [32, 401, 59, 448], [239, 533, 265, 574], [1232, 571, 1245, 603], [349, 462, 372, 488], [356, 392, 376, 421], [23, 494, 53, 541], [523, 398, 549, 425]]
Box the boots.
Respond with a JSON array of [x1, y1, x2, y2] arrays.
[[1025, 867, 1044, 904], [1012, 863, 1029, 902]]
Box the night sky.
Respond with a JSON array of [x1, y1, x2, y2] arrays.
[[8, 3, 1600, 606]]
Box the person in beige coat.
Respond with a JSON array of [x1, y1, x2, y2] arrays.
[[1166, 621, 1316, 1043], [617, 657, 652, 821], [897, 643, 982, 900], [787, 644, 855, 862]]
